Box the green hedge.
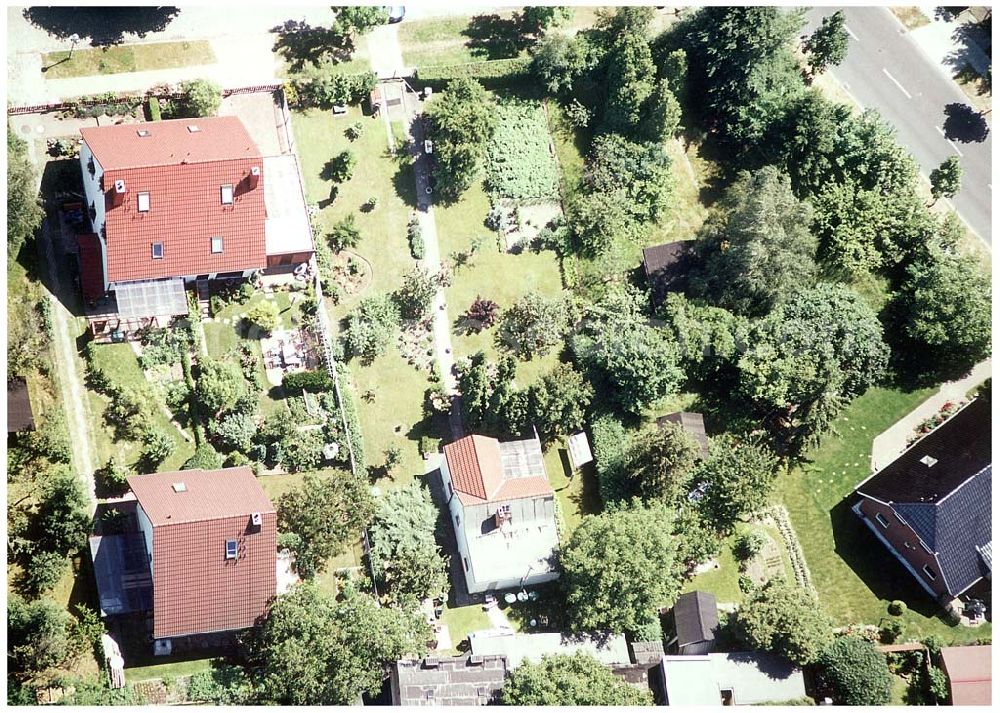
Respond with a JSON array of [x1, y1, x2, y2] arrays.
[[334, 363, 366, 472], [147, 96, 162, 121], [416, 57, 532, 83], [283, 369, 333, 393]]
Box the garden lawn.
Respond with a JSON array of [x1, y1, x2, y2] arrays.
[[543, 445, 600, 535], [124, 657, 216, 684], [434, 180, 566, 386], [42, 41, 215, 79], [292, 106, 433, 485], [779, 385, 989, 643], [440, 602, 491, 653], [87, 343, 195, 473]]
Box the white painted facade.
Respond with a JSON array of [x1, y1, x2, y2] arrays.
[[440, 458, 560, 594], [136, 503, 154, 579], [79, 140, 109, 292]]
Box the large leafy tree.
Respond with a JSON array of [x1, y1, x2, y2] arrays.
[[425, 78, 497, 202], [779, 90, 852, 197], [368, 483, 449, 608], [249, 582, 429, 705], [394, 267, 437, 320], [31, 468, 92, 556], [929, 155, 962, 202], [692, 166, 817, 317], [521, 6, 573, 36], [737, 283, 889, 409], [277, 472, 375, 579], [456, 351, 528, 437], [333, 6, 390, 36], [818, 636, 893, 705], [604, 30, 656, 134], [530, 33, 603, 97], [8, 132, 44, 259], [561, 500, 682, 634], [585, 134, 673, 225], [566, 188, 643, 261], [197, 358, 248, 417], [683, 5, 805, 145], [573, 286, 685, 414], [622, 422, 700, 506], [528, 362, 594, 442], [501, 652, 653, 705], [345, 293, 401, 364], [496, 292, 572, 359], [803, 11, 850, 74], [659, 293, 747, 380], [696, 435, 779, 533], [7, 594, 76, 675], [735, 579, 834, 666], [898, 246, 991, 374]]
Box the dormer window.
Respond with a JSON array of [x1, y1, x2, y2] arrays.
[[225, 539, 238, 559], [187, 125, 201, 133], [221, 184, 234, 205], [151, 242, 164, 259], [136, 129, 151, 137], [137, 192, 150, 212], [211, 236, 224, 254]]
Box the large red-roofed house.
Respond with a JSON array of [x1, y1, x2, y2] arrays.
[[78, 116, 313, 323], [440, 434, 559, 594], [126, 467, 277, 645]]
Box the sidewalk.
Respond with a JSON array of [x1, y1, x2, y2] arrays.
[[907, 7, 991, 92], [870, 359, 992, 471]]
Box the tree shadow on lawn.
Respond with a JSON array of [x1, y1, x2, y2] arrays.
[[392, 160, 420, 209], [461, 13, 535, 61], [829, 498, 948, 622], [23, 6, 180, 46], [271, 19, 354, 73]]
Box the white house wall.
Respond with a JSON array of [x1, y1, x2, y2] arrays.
[[440, 458, 477, 592], [136, 503, 155, 579], [79, 141, 109, 291]]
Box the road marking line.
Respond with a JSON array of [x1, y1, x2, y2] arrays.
[[844, 25, 859, 41], [946, 139, 964, 157], [935, 125, 945, 136], [882, 68, 912, 99]]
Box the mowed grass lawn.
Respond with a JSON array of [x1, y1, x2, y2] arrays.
[[780, 385, 988, 643], [87, 343, 195, 473], [292, 106, 433, 484], [43, 40, 215, 79], [434, 179, 566, 387]]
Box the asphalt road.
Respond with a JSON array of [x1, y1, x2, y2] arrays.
[[804, 7, 992, 244]]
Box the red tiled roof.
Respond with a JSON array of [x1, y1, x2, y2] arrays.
[[81, 117, 267, 284], [77, 233, 105, 300], [127, 468, 276, 639], [443, 435, 553, 505], [941, 645, 991, 706]]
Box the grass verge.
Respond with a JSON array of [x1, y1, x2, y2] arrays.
[[42, 40, 215, 79]]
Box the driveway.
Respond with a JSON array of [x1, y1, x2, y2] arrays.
[[804, 7, 992, 244]]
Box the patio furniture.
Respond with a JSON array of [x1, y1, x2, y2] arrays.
[[504, 593, 517, 604], [517, 591, 529, 603]]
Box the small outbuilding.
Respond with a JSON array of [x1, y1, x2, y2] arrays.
[[660, 652, 807, 706], [7, 377, 35, 434], [390, 654, 509, 706], [642, 241, 694, 307], [669, 591, 719, 655], [657, 411, 709, 460]]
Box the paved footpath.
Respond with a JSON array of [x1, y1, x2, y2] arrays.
[[870, 359, 992, 471]]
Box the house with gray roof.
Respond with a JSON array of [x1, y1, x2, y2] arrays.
[[468, 630, 631, 670], [853, 398, 991, 603], [660, 652, 807, 705], [389, 655, 508, 706]]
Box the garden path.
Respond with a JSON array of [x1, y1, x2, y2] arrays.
[[870, 358, 991, 470]]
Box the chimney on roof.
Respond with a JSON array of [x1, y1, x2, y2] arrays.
[[920, 455, 938, 468], [112, 179, 126, 207], [248, 165, 260, 190]]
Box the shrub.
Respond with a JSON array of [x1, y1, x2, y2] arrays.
[[147, 96, 162, 121], [183, 442, 224, 470], [141, 431, 175, 467], [738, 574, 756, 595], [927, 666, 949, 703], [733, 530, 767, 561], [819, 636, 892, 705], [418, 435, 440, 456], [281, 429, 325, 472], [345, 293, 401, 363], [244, 300, 281, 335], [879, 619, 904, 644], [291, 67, 377, 109], [345, 121, 364, 141], [329, 213, 361, 252], [25, 551, 66, 596], [178, 79, 222, 117], [465, 296, 500, 329], [95, 457, 131, 495], [407, 216, 424, 259], [888, 600, 907, 616], [416, 57, 532, 82], [395, 267, 438, 319], [282, 369, 333, 393], [324, 150, 357, 184]]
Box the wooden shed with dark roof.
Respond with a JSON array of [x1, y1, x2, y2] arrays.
[[657, 411, 709, 459], [7, 377, 35, 434], [642, 241, 695, 307], [669, 591, 719, 655]]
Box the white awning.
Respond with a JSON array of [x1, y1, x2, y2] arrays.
[[114, 277, 187, 319], [264, 155, 314, 257]]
